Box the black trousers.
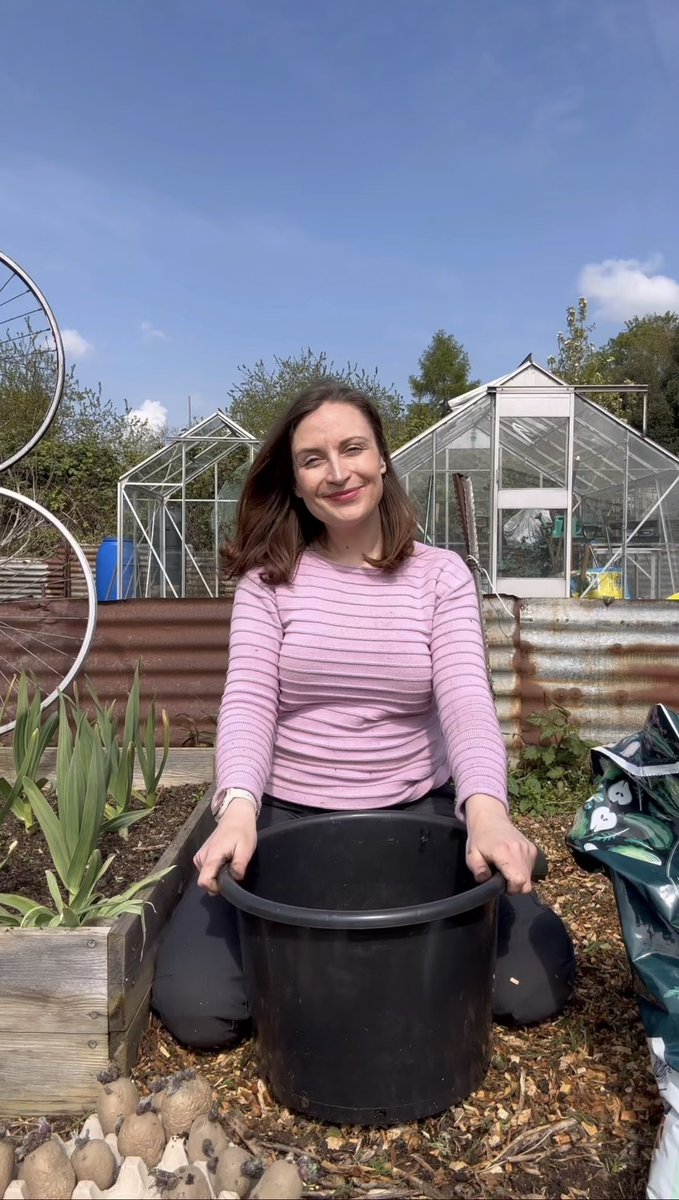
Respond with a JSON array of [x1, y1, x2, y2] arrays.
[[152, 789, 575, 1050]]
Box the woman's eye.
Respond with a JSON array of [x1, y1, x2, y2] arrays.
[[346, 445, 363, 454], [303, 457, 321, 468]]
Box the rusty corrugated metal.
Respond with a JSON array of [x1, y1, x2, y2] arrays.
[[479, 596, 679, 751], [482, 596, 521, 749], [2, 596, 679, 752], [82, 599, 233, 740], [516, 598, 679, 747], [0, 598, 233, 744]]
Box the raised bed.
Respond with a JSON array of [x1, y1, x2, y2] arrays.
[[0, 792, 213, 1118]]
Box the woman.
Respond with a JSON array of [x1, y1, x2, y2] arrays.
[[153, 383, 574, 1048]]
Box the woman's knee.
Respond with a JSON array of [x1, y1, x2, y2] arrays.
[[493, 892, 575, 1025], [151, 973, 249, 1050], [151, 878, 250, 1048]]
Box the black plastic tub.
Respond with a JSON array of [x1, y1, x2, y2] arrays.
[[219, 811, 503, 1125]]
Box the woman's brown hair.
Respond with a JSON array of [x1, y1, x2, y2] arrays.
[[222, 382, 418, 584]]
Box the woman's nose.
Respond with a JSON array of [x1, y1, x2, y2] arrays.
[[325, 454, 348, 483]]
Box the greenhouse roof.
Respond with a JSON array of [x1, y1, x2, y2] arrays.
[[120, 410, 258, 494], [392, 358, 679, 494]]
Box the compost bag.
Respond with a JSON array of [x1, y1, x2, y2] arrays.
[[567, 704, 679, 1198]]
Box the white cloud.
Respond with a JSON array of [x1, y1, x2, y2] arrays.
[[140, 319, 168, 344], [61, 328, 93, 359], [579, 257, 679, 321], [126, 399, 168, 432]]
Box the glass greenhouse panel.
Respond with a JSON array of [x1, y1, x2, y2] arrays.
[[498, 416, 569, 489], [402, 471, 435, 541], [433, 397, 492, 459], [119, 411, 259, 597], [573, 399, 627, 491], [498, 508, 566, 579]]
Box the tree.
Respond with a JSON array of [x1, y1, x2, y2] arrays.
[[226, 349, 407, 448], [549, 301, 679, 450], [604, 313, 679, 396], [408, 330, 478, 424], [601, 313, 679, 449], [1, 331, 163, 544], [547, 298, 612, 391]]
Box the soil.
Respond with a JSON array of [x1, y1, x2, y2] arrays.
[[2, 804, 664, 1198], [0, 783, 209, 905]]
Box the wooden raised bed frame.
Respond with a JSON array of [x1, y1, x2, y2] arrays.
[[0, 792, 214, 1117]]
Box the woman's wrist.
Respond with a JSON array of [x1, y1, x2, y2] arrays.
[[214, 788, 260, 821], [464, 793, 510, 827]]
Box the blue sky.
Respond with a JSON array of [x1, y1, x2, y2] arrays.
[[2, 0, 678, 431]]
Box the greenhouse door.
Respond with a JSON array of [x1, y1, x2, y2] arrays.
[[491, 389, 574, 598]]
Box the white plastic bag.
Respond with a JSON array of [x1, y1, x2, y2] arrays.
[[502, 509, 549, 549]]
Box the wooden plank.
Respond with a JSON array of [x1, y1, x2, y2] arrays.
[[0, 1033, 108, 1117], [0, 928, 108, 1034], [0, 746, 215, 787], [107, 793, 214, 1032], [109, 984, 152, 1076]]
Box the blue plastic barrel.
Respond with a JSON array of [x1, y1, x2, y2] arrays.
[[96, 537, 135, 601]]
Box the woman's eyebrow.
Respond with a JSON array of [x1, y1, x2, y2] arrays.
[[294, 436, 369, 458]]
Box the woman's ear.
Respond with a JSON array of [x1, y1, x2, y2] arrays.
[[380, 459, 386, 475]]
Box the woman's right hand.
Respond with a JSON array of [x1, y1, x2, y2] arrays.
[[194, 798, 258, 894]]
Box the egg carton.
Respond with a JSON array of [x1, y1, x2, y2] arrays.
[[2, 1115, 239, 1200]]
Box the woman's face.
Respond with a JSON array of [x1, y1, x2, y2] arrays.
[[291, 402, 386, 533]]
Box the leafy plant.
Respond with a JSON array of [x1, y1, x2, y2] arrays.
[[0, 838, 17, 870], [0, 697, 171, 927], [175, 709, 217, 748], [509, 702, 591, 816], [86, 664, 170, 814], [0, 675, 59, 833], [134, 692, 171, 809], [86, 675, 142, 834]]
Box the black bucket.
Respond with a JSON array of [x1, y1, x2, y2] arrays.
[[219, 812, 503, 1125]]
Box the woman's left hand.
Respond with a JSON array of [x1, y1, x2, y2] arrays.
[[464, 794, 537, 894]]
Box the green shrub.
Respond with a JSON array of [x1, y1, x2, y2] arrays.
[[509, 703, 592, 816]]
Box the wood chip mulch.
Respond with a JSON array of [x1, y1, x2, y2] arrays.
[[126, 810, 662, 1200]]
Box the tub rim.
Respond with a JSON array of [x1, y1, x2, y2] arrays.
[[218, 811, 505, 929]]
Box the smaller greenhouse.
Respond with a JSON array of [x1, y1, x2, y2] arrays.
[[117, 411, 259, 598], [392, 358, 679, 600]]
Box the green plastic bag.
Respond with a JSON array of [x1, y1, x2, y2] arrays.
[[567, 705, 679, 1198]]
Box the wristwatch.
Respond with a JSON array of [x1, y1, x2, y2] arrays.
[[214, 787, 261, 821]]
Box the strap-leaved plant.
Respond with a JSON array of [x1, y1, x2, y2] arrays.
[[0, 696, 172, 927], [133, 663, 171, 809], [0, 675, 58, 832], [86, 670, 144, 833]]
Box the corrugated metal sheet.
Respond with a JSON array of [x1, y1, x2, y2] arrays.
[[0, 560, 48, 600], [516, 597, 679, 748], [484, 596, 679, 749], [0, 598, 232, 742], [1, 596, 678, 752], [482, 596, 521, 747], [0, 545, 97, 601], [80, 599, 233, 740]]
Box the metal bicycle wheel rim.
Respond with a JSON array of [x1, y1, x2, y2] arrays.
[[0, 487, 97, 734], [0, 251, 65, 473]]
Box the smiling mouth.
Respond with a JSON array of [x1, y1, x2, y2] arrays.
[[325, 486, 364, 502]]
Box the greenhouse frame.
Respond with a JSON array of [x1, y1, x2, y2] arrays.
[[392, 358, 679, 601], [117, 411, 259, 598]]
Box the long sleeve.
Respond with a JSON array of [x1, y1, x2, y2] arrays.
[[212, 571, 282, 814], [431, 558, 508, 817]]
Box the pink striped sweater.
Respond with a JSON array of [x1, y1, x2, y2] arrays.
[[213, 543, 508, 818]]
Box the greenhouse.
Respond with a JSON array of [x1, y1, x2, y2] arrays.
[[117, 411, 259, 598], [392, 358, 679, 600]]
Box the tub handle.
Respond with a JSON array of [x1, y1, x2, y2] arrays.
[[532, 847, 549, 882]]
